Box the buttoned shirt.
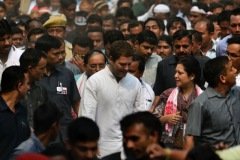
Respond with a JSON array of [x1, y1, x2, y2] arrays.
[[39, 65, 80, 127], [0, 97, 30, 160], [186, 87, 240, 147], [80, 66, 145, 157]]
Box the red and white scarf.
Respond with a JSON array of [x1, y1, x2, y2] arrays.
[[164, 85, 203, 136]]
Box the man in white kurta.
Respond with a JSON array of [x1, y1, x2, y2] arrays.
[[80, 40, 145, 158]]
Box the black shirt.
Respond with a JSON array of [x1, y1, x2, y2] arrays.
[[0, 96, 30, 160]]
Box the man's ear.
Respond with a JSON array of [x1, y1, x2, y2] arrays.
[[219, 74, 226, 84], [17, 81, 23, 92]]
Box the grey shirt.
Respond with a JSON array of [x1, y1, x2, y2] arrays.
[[186, 87, 240, 147]]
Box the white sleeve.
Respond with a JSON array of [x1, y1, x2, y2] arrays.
[[79, 78, 97, 120], [134, 82, 147, 112]]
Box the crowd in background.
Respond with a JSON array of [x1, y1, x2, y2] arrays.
[[0, 0, 240, 160]]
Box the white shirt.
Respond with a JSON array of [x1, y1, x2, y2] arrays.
[[141, 80, 155, 110], [142, 53, 162, 87], [204, 40, 216, 59], [76, 72, 88, 98], [0, 46, 24, 83], [80, 66, 145, 157]]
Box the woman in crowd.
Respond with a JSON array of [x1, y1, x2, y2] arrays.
[[153, 56, 202, 149]]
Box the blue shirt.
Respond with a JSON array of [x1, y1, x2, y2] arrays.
[[216, 34, 232, 57], [12, 132, 45, 157]]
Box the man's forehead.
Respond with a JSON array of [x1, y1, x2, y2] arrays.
[[174, 36, 191, 44]]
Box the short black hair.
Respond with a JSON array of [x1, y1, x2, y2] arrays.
[[231, 7, 240, 17], [203, 56, 229, 88], [132, 54, 145, 73], [128, 20, 142, 30], [166, 17, 186, 34], [158, 35, 173, 48], [72, 34, 94, 49], [87, 26, 103, 34], [173, 30, 192, 43], [87, 14, 103, 26], [27, 28, 46, 41], [20, 48, 47, 71], [33, 101, 62, 135], [144, 17, 165, 31], [209, 2, 223, 13], [115, 7, 136, 20], [1, 66, 26, 93], [35, 34, 62, 53], [117, 0, 133, 8], [0, 19, 12, 36], [190, 30, 202, 44], [227, 36, 240, 45], [104, 29, 124, 45], [217, 10, 231, 24], [11, 26, 23, 34], [120, 111, 162, 140], [60, 0, 76, 9], [136, 30, 158, 46], [102, 14, 117, 27], [109, 40, 134, 61], [67, 117, 100, 144]]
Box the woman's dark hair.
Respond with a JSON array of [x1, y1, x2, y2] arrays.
[[177, 56, 201, 85]]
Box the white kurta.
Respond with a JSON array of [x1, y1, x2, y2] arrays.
[[80, 66, 145, 157], [0, 46, 24, 83]]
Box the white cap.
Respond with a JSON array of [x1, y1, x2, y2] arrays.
[[153, 4, 170, 14], [190, 6, 207, 14]]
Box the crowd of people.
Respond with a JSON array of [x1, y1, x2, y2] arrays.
[[0, 0, 240, 159]]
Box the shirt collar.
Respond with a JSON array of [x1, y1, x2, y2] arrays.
[[206, 87, 229, 98]]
